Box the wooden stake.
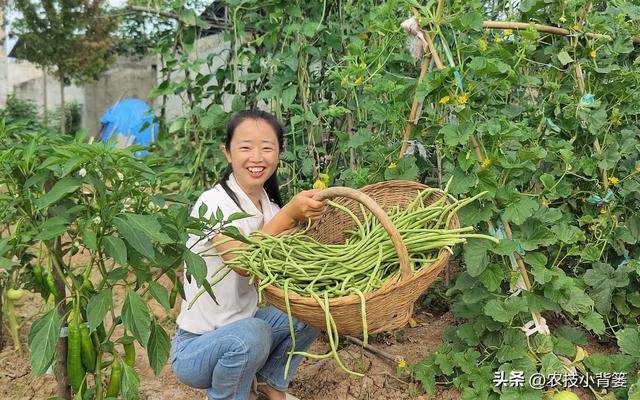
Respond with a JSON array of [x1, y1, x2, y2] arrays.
[[399, 54, 431, 158]]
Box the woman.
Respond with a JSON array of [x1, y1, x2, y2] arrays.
[[171, 109, 324, 400]]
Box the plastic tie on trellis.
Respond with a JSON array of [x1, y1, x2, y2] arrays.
[[435, 35, 464, 92], [495, 220, 525, 256], [618, 249, 630, 268], [401, 17, 428, 60], [587, 189, 614, 206], [403, 140, 427, 159], [579, 93, 595, 106], [544, 117, 561, 133], [521, 314, 550, 337]]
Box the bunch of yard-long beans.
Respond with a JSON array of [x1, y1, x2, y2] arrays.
[[189, 183, 498, 376]]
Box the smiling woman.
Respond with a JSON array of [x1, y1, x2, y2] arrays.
[[171, 109, 327, 400]]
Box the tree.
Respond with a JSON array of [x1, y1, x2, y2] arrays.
[[12, 0, 119, 133]]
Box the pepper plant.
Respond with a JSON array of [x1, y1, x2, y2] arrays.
[[0, 122, 235, 399]]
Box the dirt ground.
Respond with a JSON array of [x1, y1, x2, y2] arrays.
[[0, 285, 461, 400]]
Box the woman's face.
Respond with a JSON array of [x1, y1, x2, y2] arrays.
[[223, 118, 280, 194]]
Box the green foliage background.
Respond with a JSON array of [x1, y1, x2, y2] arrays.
[[151, 0, 640, 398]]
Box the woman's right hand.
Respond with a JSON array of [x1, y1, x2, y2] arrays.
[[282, 189, 327, 223]]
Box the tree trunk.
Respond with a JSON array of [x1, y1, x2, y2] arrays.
[[43, 69, 48, 126], [59, 79, 66, 134]]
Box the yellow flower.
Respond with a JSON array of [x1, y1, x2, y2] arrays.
[[456, 93, 469, 106], [572, 23, 581, 31], [481, 158, 491, 169], [636, 165, 640, 173], [388, 162, 397, 169], [495, 36, 504, 43], [354, 76, 363, 86], [358, 32, 369, 40], [542, 198, 551, 206], [359, 62, 367, 69], [589, 224, 598, 231], [589, 50, 597, 59], [608, 176, 620, 184], [559, 15, 567, 23], [397, 358, 407, 369], [313, 180, 327, 190], [600, 208, 607, 214], [503, 29, 513, 35], [439, 95, 450, 104], [478, 39, 488, 52]]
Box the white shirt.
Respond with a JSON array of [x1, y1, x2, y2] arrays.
[[176, 173, 280, 334]]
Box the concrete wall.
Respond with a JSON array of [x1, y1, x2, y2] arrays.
[[84, 55, 158, 135], [5, 55, 157, 137], [12, 64, 84, 116], [163, 32, 232, 121], [2, 31, 233, 135]]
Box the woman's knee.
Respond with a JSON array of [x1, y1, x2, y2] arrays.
[[227, 318, 272, 364]]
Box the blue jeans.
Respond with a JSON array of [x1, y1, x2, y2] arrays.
[[171, 306, 319, 400]]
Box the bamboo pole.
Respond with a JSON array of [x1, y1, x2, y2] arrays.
[[399, 55, 432, 158], [480, 20, 640, 44], [412, 21, 535, 292], [572, 2, 609, 192]]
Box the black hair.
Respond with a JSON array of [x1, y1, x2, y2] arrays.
[[217, 109, 285, 211]]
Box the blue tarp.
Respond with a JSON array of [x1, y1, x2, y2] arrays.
[[99, 99, 157, 157]]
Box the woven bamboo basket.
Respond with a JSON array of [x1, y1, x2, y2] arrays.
[[262, 180, 459, 335]]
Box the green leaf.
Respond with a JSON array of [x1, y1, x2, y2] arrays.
[[491, 239, 517, 256], [34, 217, 69, 241], [180, 9, 197, 26], [103, 236, 127, 266], [183, 248, 207, 286], [583, 262, 629, 314], [114, 217, 155, 262], [463, 239, 492, 277], [478, 263, 503, 292], [149, 282, 171, 310], [540, 353, 564, 376], [484, 297, 527, 323], [503, 196, 539, 225], [282, 85, 297, 109], [82, 230, 98, 251], [147, 321, 171, 376], [578, 312, 605, 335], [87, 289, 112, 332], [562, 287, 594, 315], [524, 252, 547, 268], [28, 308, 62, 376], [550, 224, 585, 244], [580, 245, 601, 262], [557, 50, 574, 65], [616, 328, 640, 357], [168, 118, 184, 133], [121, 288, 151, 347], [35, 177, 82, 210], [460, 12, 483, 30], [584, 354, 612, 374], [121, 362, 140, 400], [123, 214, 173, 244]]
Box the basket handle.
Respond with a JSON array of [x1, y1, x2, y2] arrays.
[[314, 187, 412, 280]]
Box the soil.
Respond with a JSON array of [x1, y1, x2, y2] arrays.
[[0, 248, 605, 400]]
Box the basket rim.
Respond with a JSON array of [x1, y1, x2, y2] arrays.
[[261, 180, 460, 307]]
